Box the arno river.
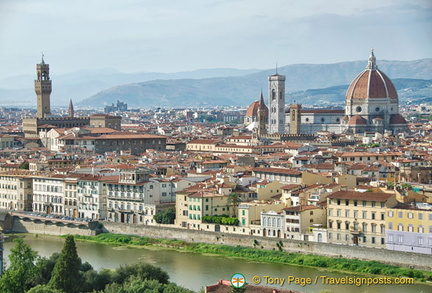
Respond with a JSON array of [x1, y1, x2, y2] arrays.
[[3, 235, 431, 293]]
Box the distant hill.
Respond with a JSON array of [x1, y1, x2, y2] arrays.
[[0, 59, 431, 107], [289, 79, 432, 106], [0, 68, 261, 107], [79, 59, 432, 108]]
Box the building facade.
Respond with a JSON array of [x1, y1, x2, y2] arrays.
[[386, 204, 432, 254], [0, 175, 32, 211], [327, 191, 397, 248]]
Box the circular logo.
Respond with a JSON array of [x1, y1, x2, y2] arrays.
[[230, 273, 246, 288]]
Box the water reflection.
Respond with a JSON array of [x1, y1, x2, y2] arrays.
[[3, 234, 430, 293]]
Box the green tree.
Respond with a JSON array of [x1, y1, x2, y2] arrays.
[[227, 192, 242, 217], [154, 207, 176, 224], [48, 235, 83, 293], [112, 262, 170, 285], [19, 161, 29, 169], [26, 284, 63, 293], [0, 238, 40, 293], [104, 276, 193, 293]]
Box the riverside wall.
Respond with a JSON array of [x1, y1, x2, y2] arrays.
[[7, 218, 432, 271], [102, 221, 432, 271], [11, 219, 96, 236]]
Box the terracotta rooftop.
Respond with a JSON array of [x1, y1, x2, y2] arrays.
[[328, 190, 394, 202], [253, 167, 302, 176]]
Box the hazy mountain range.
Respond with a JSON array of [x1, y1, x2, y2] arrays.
[[0, 59, 431, 108]]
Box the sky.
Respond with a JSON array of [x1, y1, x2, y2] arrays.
[[0, 0, 431, 79]]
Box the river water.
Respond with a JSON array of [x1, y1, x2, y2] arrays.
[[3, 234, 431, 293]]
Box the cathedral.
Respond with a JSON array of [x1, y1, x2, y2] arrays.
[[245, 50, 408, 135], [341, 49, 408, 134]]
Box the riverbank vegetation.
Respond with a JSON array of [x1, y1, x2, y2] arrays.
[[0, 236, 193, 293], [73, 233, 432, 283]]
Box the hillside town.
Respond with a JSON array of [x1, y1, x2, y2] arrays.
[[0, 52, 431, 257]]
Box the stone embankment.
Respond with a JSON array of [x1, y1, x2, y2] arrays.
[[6, 217, 432, 271]]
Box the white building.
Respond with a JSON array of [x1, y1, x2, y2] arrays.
[[77, 174, 108, 220], [32, 175, 65, 215]]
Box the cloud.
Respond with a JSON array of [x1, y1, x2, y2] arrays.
[[0, 0, 430, 79]]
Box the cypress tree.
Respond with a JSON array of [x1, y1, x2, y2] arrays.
[[48, 235, 82, 293]]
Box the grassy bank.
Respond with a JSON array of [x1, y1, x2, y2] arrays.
[[72, 233, 432, 283]]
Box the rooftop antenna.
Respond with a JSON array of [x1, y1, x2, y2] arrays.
[[275, 62, 278, 74]]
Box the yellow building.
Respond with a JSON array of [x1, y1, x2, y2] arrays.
[[327, 191, 397, 248], [238, 200, 286, 232], [386, 203, 432, 254], [175, 188, 229, 230]]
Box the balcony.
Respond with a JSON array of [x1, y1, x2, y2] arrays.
[[349, 226, 362, 235]]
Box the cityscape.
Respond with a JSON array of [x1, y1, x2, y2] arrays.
[[0, 1, 431, 293]]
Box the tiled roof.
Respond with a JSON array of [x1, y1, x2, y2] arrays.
[[328, 190, 394, 202], [253, 167, 302, 176]]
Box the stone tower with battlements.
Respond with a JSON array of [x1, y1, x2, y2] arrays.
[[34, 55, 52, 119], [289, 104, 301, 135]]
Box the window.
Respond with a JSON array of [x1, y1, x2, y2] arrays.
[[345, 200, 349, 206], [388, 211, 393, 217], [381, 202, 385, 208], [372, 237, 375, 244], [388, 222, 393, 230], [419, 213, 423, 220], [354, 201, 358, 206], [371, 201, 376, 207], [408, 225, 413, 232], [329, 209, 333, 216], [362, 211, 367, 219], [337, 200, 341, 205], [398, 224, 403, 231], [408, 212, 413, 219], [371, 213, 376, 220], [388, 234, 393, 242], [398, 211, 402, 218], [337, 209, 341, 217], [362, 201, 366, 207], [381, 213, 384, 220], [419, 226, 424, 233], [345, 210, 349, 218], [398, 235, 403, 244], [418, 237, 424, 245]]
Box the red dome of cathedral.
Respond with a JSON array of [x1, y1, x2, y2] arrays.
[[245, 92, 268, 118], [389, 114, 407, 125], [346, 50, 398, 100], [347, 115, 367, 125]]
